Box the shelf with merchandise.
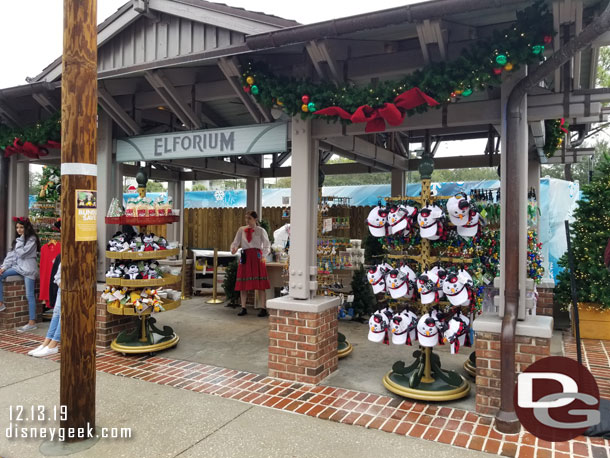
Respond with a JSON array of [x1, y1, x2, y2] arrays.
[[103, 178, 184, 355]]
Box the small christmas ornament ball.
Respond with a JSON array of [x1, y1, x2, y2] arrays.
[[276, 99, 284, 106], [493, 67, 503, 75], [243, 86, 251, 93], [307, 102, 316, 112], [495, 54, 508, 66], [301, 95, 310, 104], [462, 88, 473, 97], [301, 104, 309, 112], [504, 62, 514, 71], [246, 76, 255, 85], [251, 85, 259, 95], [543, 35, 553, 45], [532, 45, 544, 55]]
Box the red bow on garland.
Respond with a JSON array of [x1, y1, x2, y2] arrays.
[[314, 88, 440, 133], [244, 227, 255, 243], [3, 138, 60, 159], [559, 118, 569, 134]]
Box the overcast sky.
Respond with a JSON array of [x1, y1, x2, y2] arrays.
[[0, 0, 418, 89]]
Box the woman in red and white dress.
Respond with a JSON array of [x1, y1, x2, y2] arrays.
[[230, 211, 271, 317]]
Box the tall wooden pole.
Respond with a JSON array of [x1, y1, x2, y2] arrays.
[[60, 0, 97, 437]]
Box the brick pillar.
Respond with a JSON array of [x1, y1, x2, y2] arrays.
[[268, 297, 339, 384], [536, 287, 554, 317], [95, 285, 138, 347], [0, 276, 42, 330], [473, 315, 553, 416]]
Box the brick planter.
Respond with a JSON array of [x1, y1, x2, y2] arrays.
[[95, 285, 138, 347], [267, 296, 340, 384], [0, 276, 42, 330]]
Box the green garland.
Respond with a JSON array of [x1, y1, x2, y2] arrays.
[[543, 118, 569, 158], [0, 114, 61, 150], [241, 1, 554, 120]]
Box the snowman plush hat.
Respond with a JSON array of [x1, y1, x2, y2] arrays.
[[367, 265, 388, 294], [390, 309, 418, 345], [417, 205, 444, 240], [366, 206, 389, 237], [416, 313, 440, 347], [429, 266, 447, 300], [442, 269, 474, 306], [446, 193, 471, 227], [456, 209, 480, 238], [386, 269, 409, 299], [417, 269, 440, 305], [368, 310, 390, 344], [399, 264, 417, 299], [443, 311, 471, 354], [387, 205, 418, 235]]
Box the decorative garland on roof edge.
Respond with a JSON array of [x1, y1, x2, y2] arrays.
[[0, 114, 61, 158], [543, 118, 569, 158], [241, 0, 554, 131]]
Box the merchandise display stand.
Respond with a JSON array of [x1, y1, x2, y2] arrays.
[[381, 178, 470, 401], [463, 352, 476, 378], [318, 190, 354, 359], [105, 180, 182, 355]]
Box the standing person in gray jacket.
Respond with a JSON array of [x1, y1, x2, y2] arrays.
[[0, 217, 40, 332]]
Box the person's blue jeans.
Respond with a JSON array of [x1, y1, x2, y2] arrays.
[[46, 290, 61, 342], [0, 268, 37, 321]]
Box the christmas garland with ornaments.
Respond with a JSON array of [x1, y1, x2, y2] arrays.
[[241, 1, 554, 132], [0, 114, 61, 159]]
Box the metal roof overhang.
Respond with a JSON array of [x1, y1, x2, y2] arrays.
[[1, 0, 609, 176]]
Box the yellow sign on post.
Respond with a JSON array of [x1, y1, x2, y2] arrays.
[[75, 189, 97, 241]]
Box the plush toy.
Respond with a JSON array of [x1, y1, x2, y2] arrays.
[[417, 205, 445, 240], [368, 310, 390, 344], [124, 263, 142, 280], [142, 234, 155, 251], [100, 286, 114, 302], [106, 264, 124, 278], [366, 206, 389, 237], [147, 261, 161, 279], [390, 309, 418, 345], [153, 235, 168, 250], [442, 311, 471, 354]]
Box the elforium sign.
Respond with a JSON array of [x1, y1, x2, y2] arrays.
[[116, 122, 288, 162]]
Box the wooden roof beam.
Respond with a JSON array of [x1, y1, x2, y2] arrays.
[[218, 57, 272, 123], [98, 87, 142, 136], [144, 70, 202, 130], [306, 40, 343, 84], [416, 19, 446, 64]]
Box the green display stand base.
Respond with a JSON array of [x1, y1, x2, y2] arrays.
[[382, 348, 471, 401], [110, 316, 179, 355], [463, 351, 476, 378], [337, 332, 353, 359]]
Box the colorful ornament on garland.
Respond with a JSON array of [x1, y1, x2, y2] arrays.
[[495, 54, 508, 66], [251, 85, 260, 95], [461, 88, 473, 97], [246, 76, 255, 85], [493, 68, 503, 76], [543, 35, 553, 45], [504, 62, 514, 71], [243, 86, 251, 93], [307, 102, 316, 112], [314, 87, 439, 133], [301, 104, 309, 113], [301, 95, 310, 104], [532, 45, 544, 55]]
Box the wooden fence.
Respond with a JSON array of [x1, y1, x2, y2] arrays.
[[183, 206, 373, 250]]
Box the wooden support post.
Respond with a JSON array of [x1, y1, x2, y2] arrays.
[[60, 0, 98, 437]]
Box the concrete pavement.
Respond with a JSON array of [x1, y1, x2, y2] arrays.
[[0, 350, 492, 458]]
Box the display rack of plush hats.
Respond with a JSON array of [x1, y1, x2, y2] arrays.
[[369, 179, 478, 402], [317, 191, 353, 359], [104, 183, 182, 356]]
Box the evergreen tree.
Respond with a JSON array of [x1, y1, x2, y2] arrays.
[[222, 260, 240, 305], [364, 234, 384, 265], [555, 152, 610, 309], [350, 265, 376, 319]]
